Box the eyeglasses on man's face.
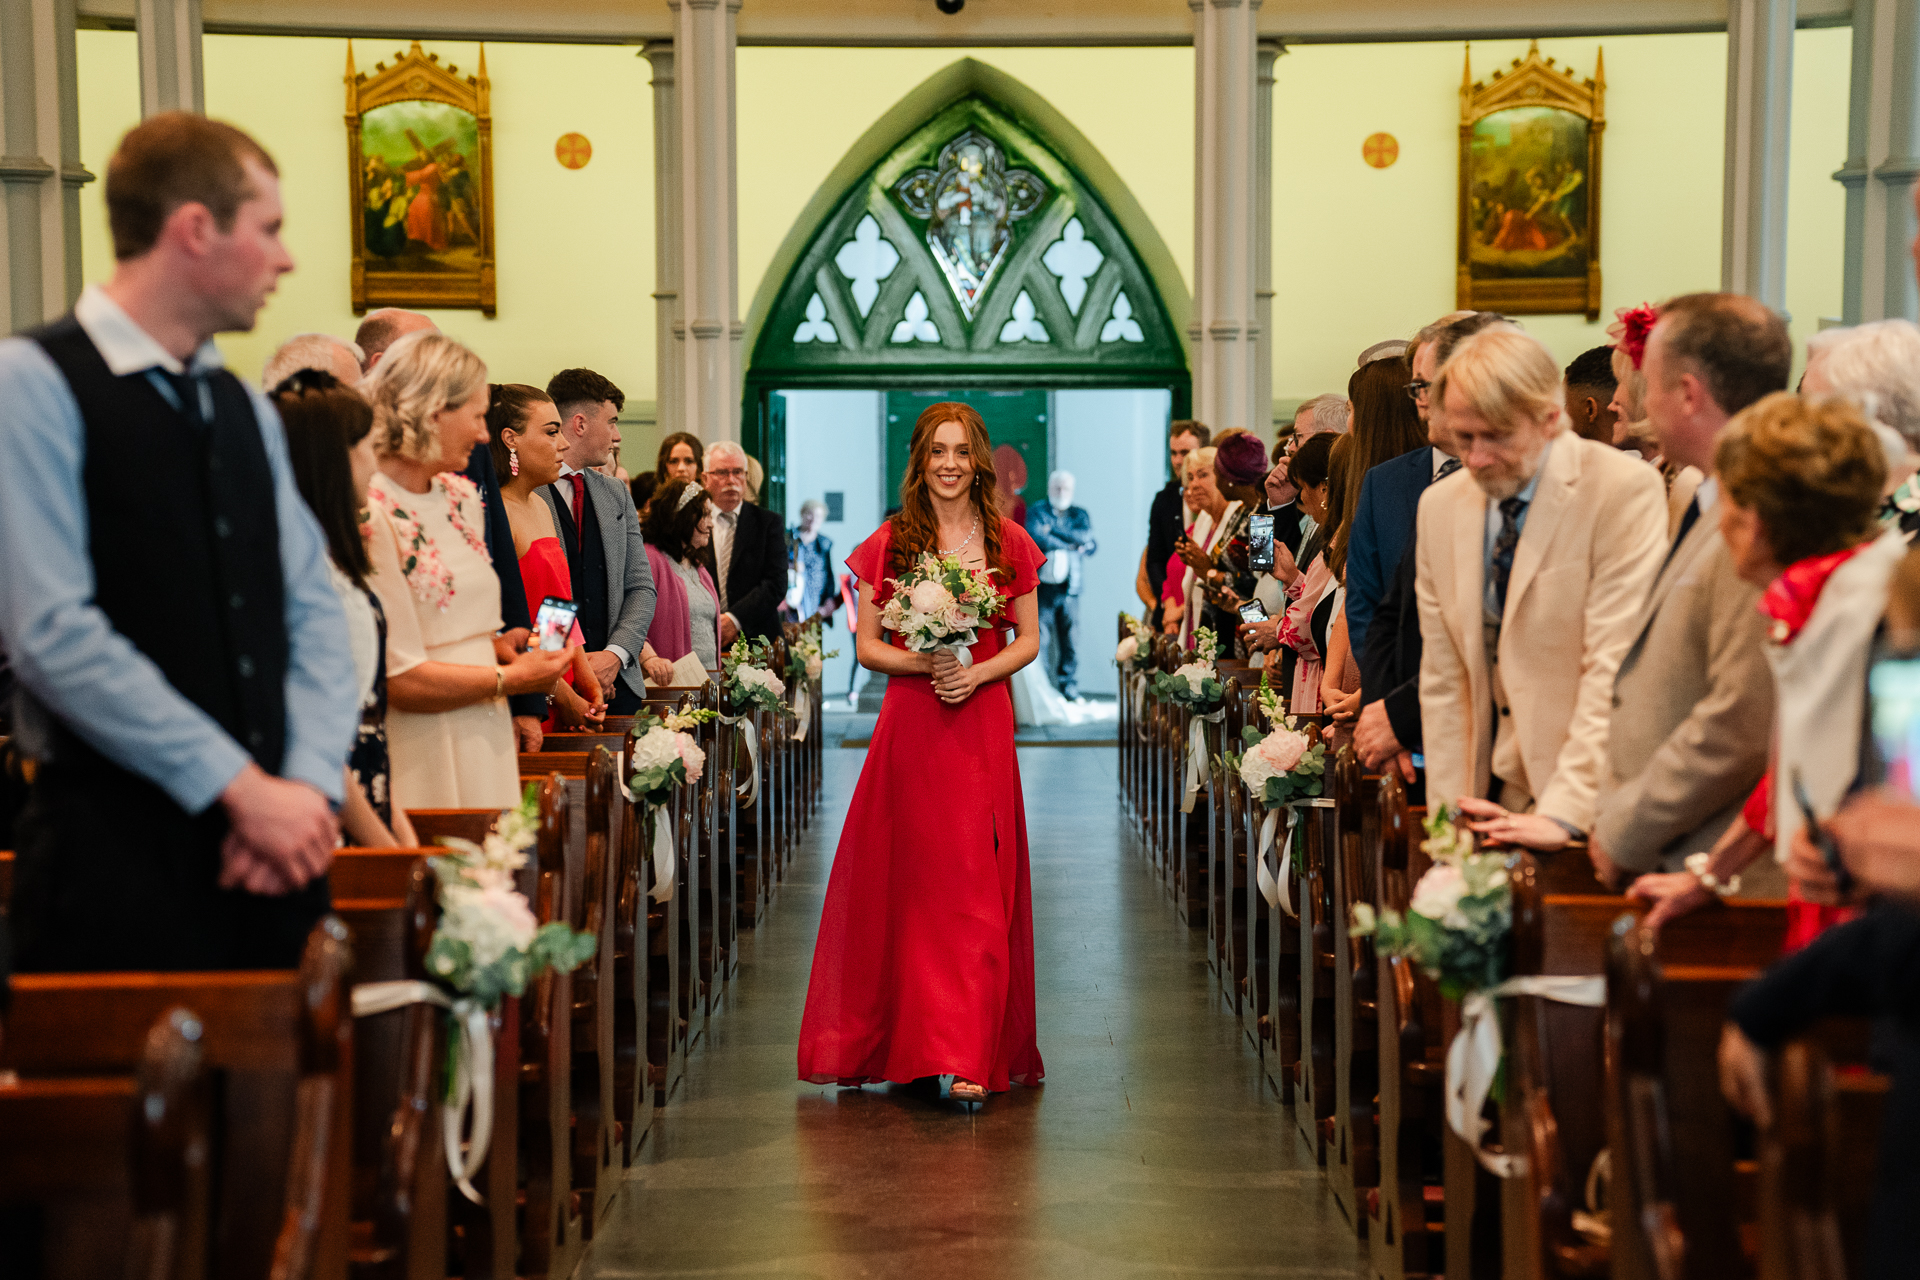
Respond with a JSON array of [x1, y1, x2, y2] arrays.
[[1404, 379, 1433, 402], [706, 467, 747, 480]]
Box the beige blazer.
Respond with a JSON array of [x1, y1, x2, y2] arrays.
[[1416, 433, 1668, 831], [1593, 512, 1773, 874]]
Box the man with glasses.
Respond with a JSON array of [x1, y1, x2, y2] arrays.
[[1351, 311, 1502, 784], [700, 440, 789, 647]]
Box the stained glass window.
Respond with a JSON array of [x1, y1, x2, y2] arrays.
[[998, 291, 1050, 344], [894, 129, 1047, 319], [833, 214, 900, 319], [890, 291, 940, 344], [1041, 218, 1104, 315]]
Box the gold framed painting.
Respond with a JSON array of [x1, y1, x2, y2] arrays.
[[1457, 42, 1604, 320], [346, 41, 496, 316]]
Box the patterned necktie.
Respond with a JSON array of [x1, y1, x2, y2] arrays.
[[1491, 496, 1527, 616], [569, 473, 586, 536], [1436, 456, 1462, 481], [717, 511, 734, 613]]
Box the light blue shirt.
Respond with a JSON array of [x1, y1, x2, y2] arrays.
[[1482, 435, 1554, 624], [0, 286, 357, 812]]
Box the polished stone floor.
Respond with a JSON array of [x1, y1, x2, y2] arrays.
[[585, 746, 1367, 1280]]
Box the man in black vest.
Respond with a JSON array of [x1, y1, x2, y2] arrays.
[[0, 114, 359, 971], [699, 440, 789, 648], [539, 369, 656, 714]]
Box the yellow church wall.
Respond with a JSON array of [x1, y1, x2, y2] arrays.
[[75, 31, 656, 415], [1270, 31, 1850, 401], [72, 30, 1849, 444]]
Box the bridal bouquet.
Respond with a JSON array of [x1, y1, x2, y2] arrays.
[[878, 552, 1007, 668], [1149, 627, 1222, 708], [1349, 806, 1512, 1001], [427, 784, 600, 1006], [722, 636, 789, 717]]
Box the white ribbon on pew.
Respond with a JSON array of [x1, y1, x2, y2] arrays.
[[1181, 708, 1225, 813], [790, 683, 811, 742], [1129, 673, 1149, 739], [720, 713, 761, 806], [350, 981, 494, 1205], [1446, 974, 1606, 1178], [1253, 797, 1336, 918], [644, 803, 676, 903]]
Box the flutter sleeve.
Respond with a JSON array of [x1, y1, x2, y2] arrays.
[[1001, 518, 1046, 601], [842, 523, 897, 604]]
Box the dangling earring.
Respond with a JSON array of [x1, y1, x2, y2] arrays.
[[508, 447, 519, 477]]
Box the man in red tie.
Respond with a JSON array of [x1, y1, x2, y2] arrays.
[[542, 368, 656, 714]]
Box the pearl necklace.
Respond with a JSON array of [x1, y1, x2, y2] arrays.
[[938, 514, 981, 557]]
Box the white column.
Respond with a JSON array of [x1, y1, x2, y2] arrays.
[[1255, 39, 1281, 440], [0, 0, 92, 333], [674, 0, 742, 445], [1721, 0, 1795, 306], [136, 0, 202, 116], [1189, 0, 1262, 434], [644, 39, 684, 435], [1838, 0, 1920, 322]]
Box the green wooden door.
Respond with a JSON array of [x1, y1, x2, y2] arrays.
[[884, 388, 1048, 514]]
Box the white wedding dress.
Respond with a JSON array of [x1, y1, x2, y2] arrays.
[[1009, 661, 1117, 727]]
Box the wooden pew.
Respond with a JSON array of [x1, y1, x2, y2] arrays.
[[1330, 745, 1381, 1234], [1293, 716, 1338, 1164], [1367, 774, 1445, 1280], [1758, 1020, 1888, 1280], [405, 809, 500, 848], [1606, 909, 1788, 1280], [0, 1005, 212, 1280], [327, 850, 450, 1280], [2, 919, 355, 1280]]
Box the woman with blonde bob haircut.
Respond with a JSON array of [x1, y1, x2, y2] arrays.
[[361, 330, 572, 812]]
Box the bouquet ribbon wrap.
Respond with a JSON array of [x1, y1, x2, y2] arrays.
[[645, 803, 675, 903], [721, 712, 761, 806], [1254, 797, 1336, 917], [350, 982, 494, 1204], [1447, 975, 1605, 1177], [790, 682, 811, 741], [933, 636, 975, 669], [1181, 708, 1226, 813]]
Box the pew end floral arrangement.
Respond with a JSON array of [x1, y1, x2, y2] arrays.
[[786, 622, 839, 685], [628, 708, 716, 805], [878, 551, 1008, 667], [428, 784, 599, 1005], [1149, 626, 1224, 708], [1348, 805, 1512, 1001], [1114, 611, 1152, 668], [722, 635, 790, 717]]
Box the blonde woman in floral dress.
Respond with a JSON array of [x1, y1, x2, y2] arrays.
[[361, 331, 572, 812]]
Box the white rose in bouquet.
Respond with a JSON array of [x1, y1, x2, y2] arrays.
[[737, 664, 787, 699], [631, 726, 682, 776], [805, 654, 823, 679], [909, 579, 954, 615], [940, 601, 978, 632], [1115, 635, 1138, 665], [1409, 862, 1472, 930], [1173, 661, 1214, 697], [440, 880, 539, 969]]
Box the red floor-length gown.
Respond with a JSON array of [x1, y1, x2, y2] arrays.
[[797, 517, 1047, 1092]]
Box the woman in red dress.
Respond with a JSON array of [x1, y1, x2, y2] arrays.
[[486, 384, 604, 735], [798, 402, 1047, 1105]]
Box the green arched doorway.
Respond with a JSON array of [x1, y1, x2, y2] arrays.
[[743, 59, 1191, 516]]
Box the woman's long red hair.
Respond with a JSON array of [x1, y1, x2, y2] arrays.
[[889, 401, 1009, 583]]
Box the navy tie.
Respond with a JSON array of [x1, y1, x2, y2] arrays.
[[1436, 456, 1462, 481], [1491, 497, 1526, 616]]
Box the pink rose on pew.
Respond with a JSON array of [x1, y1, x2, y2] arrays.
[[1237, 726, 1310, 795], [1409, 862, 1472, 930]]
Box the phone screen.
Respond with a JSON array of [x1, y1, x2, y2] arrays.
[[534, 596, 580, 652], [1869, 654, 1920, 798], [1248, 514, 1275, 573], [1239, 599, 1268, 624]]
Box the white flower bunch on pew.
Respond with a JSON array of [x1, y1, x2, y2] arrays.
[[428, 784, 600, 1007], [1149, 627, 1223, 707], [628, 708, 716, 807], [787, 622, 839, 683], [1114, 612, 1151, 667], [1349, 806, 1512, 1002], [723, 636, 790, 717]]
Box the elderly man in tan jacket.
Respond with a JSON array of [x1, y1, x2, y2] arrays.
[[1417, 326, 1668, 849], [1589, 294, 1789, 888]]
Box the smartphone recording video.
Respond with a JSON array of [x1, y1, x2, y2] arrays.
[[1239, 599, 1269, 625], [534, 596, 580, 653], [1248, 514, 1275, 573]]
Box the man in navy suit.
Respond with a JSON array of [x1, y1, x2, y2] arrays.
[[1351, 311, 1506, 782]]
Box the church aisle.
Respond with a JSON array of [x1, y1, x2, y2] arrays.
[[585, 746, 1367, 1279]]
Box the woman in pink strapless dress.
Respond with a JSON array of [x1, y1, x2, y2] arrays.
[[797, 402, 1046, 1106], [485, 384, 604, 734]]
